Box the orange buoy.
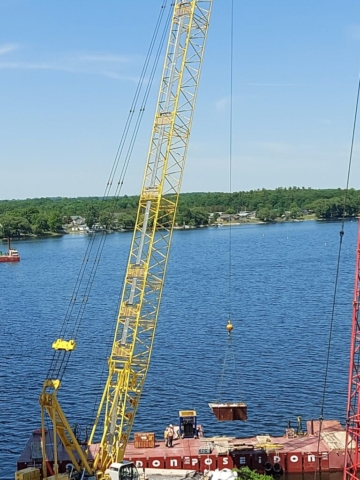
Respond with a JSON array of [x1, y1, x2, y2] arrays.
[[226, 319, 233, 334]]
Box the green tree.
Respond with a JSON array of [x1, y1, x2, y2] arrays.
[[22, 206, 40, 223], [85, 205, 99, 228], [257, 208, 277, 222], [48, 212, 63, 232], [0, 215, 32, 237], [211, 212, 220, 223], [190, 207, 209, 226], [176, 208, 193, 226], [99, 211, 115, 230], [0, 187, 359, 234], [225, 207, 236, 214], [287, 202, 302, 219], [233, 467, 270, 480], [312, 199, 331, 219], [32, 214, 49, 234], [118, 212, 136, 229]]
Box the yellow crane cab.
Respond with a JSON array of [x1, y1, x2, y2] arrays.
[[106, 461, 139, 480]]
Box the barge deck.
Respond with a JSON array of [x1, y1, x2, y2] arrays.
[[17, 420, 347, 475]]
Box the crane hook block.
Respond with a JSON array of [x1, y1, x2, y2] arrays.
[[226, 320, 233, 334], [52, 338, 76, 351]]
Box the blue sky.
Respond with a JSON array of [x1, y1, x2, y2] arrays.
[[1, 1, 360, 200]]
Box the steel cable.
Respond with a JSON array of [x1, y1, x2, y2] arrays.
[[46, 0, 171, 381], [47, 4, 174, 446], [215, 0, 242, 403], [313, 71, 360, 480]]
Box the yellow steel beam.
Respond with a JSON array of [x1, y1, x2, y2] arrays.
[[39, 380, 93, 475], [90, 0, 213, 472], [38, 2, 212, 478]]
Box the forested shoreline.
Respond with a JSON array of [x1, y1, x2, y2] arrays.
[[0, 187, 358, 238]]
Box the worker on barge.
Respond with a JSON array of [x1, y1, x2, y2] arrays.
[[167, 424, 174, 447]]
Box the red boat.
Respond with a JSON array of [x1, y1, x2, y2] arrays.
[[0, 238, 20, 262]]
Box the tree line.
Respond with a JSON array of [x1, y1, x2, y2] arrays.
[[0, 187, 359, 238]]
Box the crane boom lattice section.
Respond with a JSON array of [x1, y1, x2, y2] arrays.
[[344, 218, 360, 480], [90, 0, 212, 469]]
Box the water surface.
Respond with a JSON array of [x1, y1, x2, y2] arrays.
[[0, 220, 356, 479]]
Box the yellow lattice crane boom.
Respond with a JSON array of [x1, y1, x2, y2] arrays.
[[32, 2, 213, 479]]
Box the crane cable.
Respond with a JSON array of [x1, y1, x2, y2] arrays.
[[313, 72, 360, 480], [228, 0, 234, 330], [44, 1, 172, 463], [217, 0, 241, 401], [52, 1, 173, 383], [87, 4, 175, 433], [46, 0, 172, 382]]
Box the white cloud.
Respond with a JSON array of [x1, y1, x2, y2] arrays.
[[78, 53, 129, 63], [248, 82, 298, 87], [0, 51, 138, 81], [102, 71, 139, 82], [0, 43, 19, 55], [215, 96, 230, 110], [0, 61, 77, 72]]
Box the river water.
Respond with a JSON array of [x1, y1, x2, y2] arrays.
[[0, 220, 357, 479]]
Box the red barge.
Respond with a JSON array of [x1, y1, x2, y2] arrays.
[[17, 419, 347, 476], [0, 237, 20, 262]]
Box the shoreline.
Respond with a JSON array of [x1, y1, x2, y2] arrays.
[[1, 216, 355, 242]]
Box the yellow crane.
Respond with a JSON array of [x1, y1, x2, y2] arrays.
[[17, 2, 213, 479]]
